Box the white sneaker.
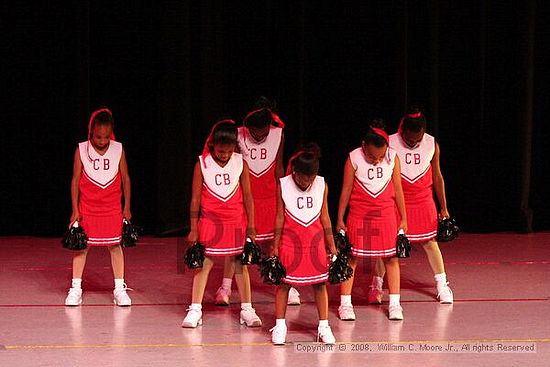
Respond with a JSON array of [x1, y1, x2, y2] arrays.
[[388, 305, 404, 320], [215, 287, 231, 306], [338, 305, 356, 321], [287, 287, 301, 305], [113, 284, 132, 306], [240, 307, 262, 327], [270, 324, 287, 345], [182, 307, 203, 328], [367, 286, 383, 304], [317, 325, 336, 344], [65, 287, 82, 306], [437, 282, 454, 304]]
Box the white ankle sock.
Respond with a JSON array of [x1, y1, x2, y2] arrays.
[[221, 278, 232, 290], [71, 278, 82, 289], [389, 294, 400, 307], [340, 295, 352, 307], [434, 272, 447, 282], [190, 303, 202, 310], [372, 276, 383, 289], [276, 318, 286, 327], [434, 272, 448, 290], [114, 278, 125, 289], [318, 319, 329, 328], [241, 302, 253, 310]]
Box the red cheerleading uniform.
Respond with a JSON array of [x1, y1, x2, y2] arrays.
[[346, 147, 398, 258], [279, 175, 329, 286], [237, 126, 282, 242], [389, 133, 437, 243], [78, 140, 123, 246], [198, 152, 247, 256]]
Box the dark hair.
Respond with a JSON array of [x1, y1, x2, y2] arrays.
[[91, 111, 114, 128], [362, 118, 387, 148], [211, 120, 238, 146], [402, 106, 427, 133], [243, 108, 272, 128], [289, 142, 321, 176], [253, 96, 276, 110], [88, 109, 114, 139]]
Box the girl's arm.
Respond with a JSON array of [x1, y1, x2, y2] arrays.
[[392, 156, 408, 233], [431, 142, 450, 219], [320, 183, 337, 256], [336, 157, 355, 233], [275, 131, 285, 179], [187, 161, 203, 243], [70, 147, 82, 225], [119, 148, 132, 220], [271, 183, 284, 257], [240, 161, 256, 241]]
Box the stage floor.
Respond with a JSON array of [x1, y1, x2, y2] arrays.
[[1, 233, 549, 366]]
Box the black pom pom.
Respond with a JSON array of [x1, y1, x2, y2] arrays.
[[121, 219, 142, 247], [328, 230, 354, 284], [240, 238, 262, 265], [437, 217, 460, 242], [334, 231, 352, 256], [259, 256, 286, 285], [184, 242, 206, 269], [62, 222, 88, 251], [396, 232, 411, 258], [328, 254, 354, 284]]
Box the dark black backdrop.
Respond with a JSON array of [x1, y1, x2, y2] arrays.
[[2, 1, 548, 236]]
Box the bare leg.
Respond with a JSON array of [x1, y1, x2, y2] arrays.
[[383, 257, 400, 294], [275, 283, 291, 318], [72, 248, 89, 278], [313, 283, 329, 320], [340, 257, 358, 295], [372, 258, 386, 278], [423, 240, 453, 302], [234, 259, 251, 303], [108, 245, 125, 279], [191, 257, 214, 303], [314, 283, 335, 343], [422, 240, 446, 274], [222, 255, 236, 279]]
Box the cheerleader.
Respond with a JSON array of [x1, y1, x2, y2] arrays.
[[336, 119, 407, 321], [269, 144, 337, 345], [65, 108, 132, 307], [368, 108, 453, 304], [182, 120, 262, 328], [215, 98, 300, 306]]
